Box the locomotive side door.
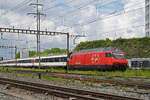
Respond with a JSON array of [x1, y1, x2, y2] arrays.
[[104, 53, 112, 65], [75, 55, 81, 65]]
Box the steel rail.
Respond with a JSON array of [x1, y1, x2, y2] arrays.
[[0, 77, 142, 100], [4, 70, 150, 89], [6, 69, 150, 79]]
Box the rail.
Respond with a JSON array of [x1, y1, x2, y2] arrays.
[[0, 77, 142, 100], [5, 70, 150, 90]]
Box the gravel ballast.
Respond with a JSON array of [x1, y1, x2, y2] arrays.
[[0, 72, 149, 100]]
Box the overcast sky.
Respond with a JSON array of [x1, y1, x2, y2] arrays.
[[0, 0, 145, 59]]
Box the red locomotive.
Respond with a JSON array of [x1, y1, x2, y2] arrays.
[[68, 48, 128, 71]]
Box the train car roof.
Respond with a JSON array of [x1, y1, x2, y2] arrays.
[[72, 47, 121, 54], [0, 54, 67, 62], [131, 58, 150, 61]]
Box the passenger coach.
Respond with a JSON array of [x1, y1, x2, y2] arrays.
[[0, 54, 67, 68]]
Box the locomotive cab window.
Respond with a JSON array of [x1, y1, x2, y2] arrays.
[[105, 53, 112, 57], [112, 53, 125, 59]]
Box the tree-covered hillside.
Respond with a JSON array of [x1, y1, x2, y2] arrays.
[[74, 37, 150, 59]]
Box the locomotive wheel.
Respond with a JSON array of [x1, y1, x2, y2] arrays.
[[120, 66, 124, 71], [112, 66, 115, 71]]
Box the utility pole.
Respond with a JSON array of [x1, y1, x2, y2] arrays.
[[11, 42, 13, 59], [66, 33, 69, 73], [28, 0, 45, 69], [1, 33, 3, 39], [15, 46, 17, 59]]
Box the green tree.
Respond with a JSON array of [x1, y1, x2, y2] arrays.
[[29, 51, 37, 57], [16, 52, 20, 59], [74, 37, 150, 58]]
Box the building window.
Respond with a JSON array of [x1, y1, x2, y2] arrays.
[[146, 0, 149, 4]]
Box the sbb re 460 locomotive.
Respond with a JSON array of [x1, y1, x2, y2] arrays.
[[68, 50, 128, 71]]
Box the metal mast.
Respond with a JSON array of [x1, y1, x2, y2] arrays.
[[28, 0, 45, 69]]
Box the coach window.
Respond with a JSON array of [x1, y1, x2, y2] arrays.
[[50, 58, 54, 62], [35, 59, 39, 63], [45, 58, 49, 62], [55, 58, 59, 62], [105, 53, 112, 57], [41, 59, 44, 62], [61, 57, 64, 62], [59, 58, 62, 62], [45, 58, 48, 62]]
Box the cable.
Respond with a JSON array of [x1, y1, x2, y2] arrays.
[[58, 5, 145, 33], [48, 0, 144, 27], [11, 0, 31, 11], [95, 24, 145, 36], [43, 0, 120, 29], [0, 38, 25, 42], [72, 6, 145, 27], [0, 0, 32, 17], [44, 0, 74, 12], [47, 0, 118, 19], [44, 0, 99, 18]]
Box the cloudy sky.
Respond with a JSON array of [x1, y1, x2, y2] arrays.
[[0, 0, 145, 59]]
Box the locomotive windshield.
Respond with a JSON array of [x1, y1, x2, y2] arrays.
[[112, 53, 125, 59]]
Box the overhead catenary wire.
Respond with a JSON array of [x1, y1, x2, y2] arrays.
[[27, 0, 145, 32], [71, 6, 145, 27], [0, 0, 33, 17], [46, 0, 140, 20], [46, 0, 144, 30], [41, 0, 123, 32], [44, 0, 74, 12], [89, 24, 145, 37], [58, 5, 145, 33], [10, 0, 32, 11], [45, 0, 108, 18]]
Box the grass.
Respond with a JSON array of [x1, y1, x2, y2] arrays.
[[101, 83, 111, 87], [42, 74, 75, 83], [0, 70, 75, 83], [0, 66, 150, 78], [123, 77, 132, 81], [0, 67, 149, 89], [133, 85, 138, 91], [9, 72, 38, 78], [104, 75, 114, 79], [81, 80, 94, 86]]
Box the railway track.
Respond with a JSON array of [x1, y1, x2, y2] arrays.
[[3, 69, 150, 90], [0, 77, 142, 100], [7, 69, 150, 79]]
